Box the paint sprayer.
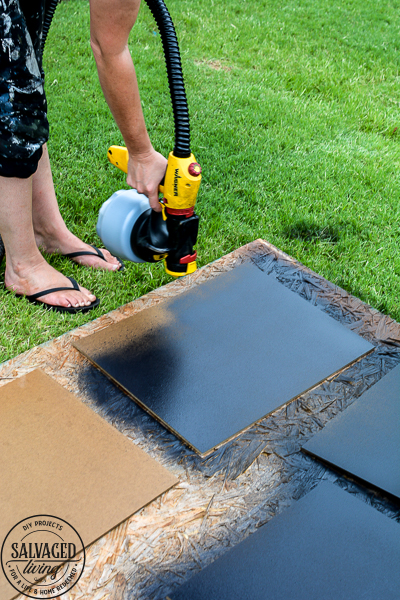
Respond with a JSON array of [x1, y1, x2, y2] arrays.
[[96, 0, 202, 277]]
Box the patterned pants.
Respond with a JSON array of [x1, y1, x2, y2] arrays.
[[0, 0, 49, 178]]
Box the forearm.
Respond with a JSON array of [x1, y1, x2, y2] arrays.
[[89, 0, 151, 157], [89, 0, 167, 209], [91, 43, 152, 157]]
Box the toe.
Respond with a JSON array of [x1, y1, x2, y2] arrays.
[[100, 248, 120, 265], [40, 292, 72, 308], [96, 249, 121, 271], [79, 286, 97, 301], [40, 286, 96, 309], [71, 290, 94, 307]]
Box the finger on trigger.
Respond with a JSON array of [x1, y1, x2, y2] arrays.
[[152, 201, 162, 212]]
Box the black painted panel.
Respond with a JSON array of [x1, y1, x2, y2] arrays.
[[167, 482, 400, 600], [303, 364, 400, 499], [74, 262, 373, 455]]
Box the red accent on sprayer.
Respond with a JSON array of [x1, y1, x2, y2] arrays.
[[166, 207, 194, 216], [179, 252, 197, 264], [188, 162, 202, 176]]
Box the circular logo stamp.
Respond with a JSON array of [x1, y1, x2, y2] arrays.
[[1, 515, 85, 598]]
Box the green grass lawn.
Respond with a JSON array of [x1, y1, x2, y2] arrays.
[[1, 0, 399, 363]]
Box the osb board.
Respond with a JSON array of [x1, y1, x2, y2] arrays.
[[73, 261, 372, 456], [0, 369, 177, 600], [0, 240, 400, 600]]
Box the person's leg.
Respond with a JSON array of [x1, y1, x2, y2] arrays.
[[32, 144, 121, 270], [0, 174, 97, 308], [0, 3, 98, 308]]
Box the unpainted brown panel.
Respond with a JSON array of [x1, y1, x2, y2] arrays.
[[0, 369, 177, 600]]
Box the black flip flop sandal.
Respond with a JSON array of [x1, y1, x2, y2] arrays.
[[22, 276, 100, 313], [64, 245, 125, 272]]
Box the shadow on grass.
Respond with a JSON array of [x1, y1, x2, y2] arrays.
[[282, 219, 365, 245]]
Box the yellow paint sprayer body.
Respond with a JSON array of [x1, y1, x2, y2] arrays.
[[98, 0, 202, 277], [106, 146, 201, 277]]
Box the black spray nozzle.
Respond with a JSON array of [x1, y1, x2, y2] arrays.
[[130, 208, 199, 269]]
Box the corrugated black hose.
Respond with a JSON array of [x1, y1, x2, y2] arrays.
[[41, 0, 60, 59], [144, 0, 191, 158]]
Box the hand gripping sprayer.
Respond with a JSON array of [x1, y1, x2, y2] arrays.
[[96, 0, 202, 277]]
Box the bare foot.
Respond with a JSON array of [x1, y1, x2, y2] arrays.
[[36, 230, 122, 271], [5, 256, 97, 309], [29, 144, 121, 271]]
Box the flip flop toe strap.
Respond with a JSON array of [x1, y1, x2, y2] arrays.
[[91, 245, 105, 260], [64, 245, 105, 261], [26, 277, 80, 301]]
